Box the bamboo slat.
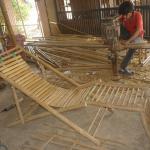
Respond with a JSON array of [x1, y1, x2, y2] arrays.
[[0, 55, 22, 67], [1, 61, 26, 73], [11, 71, 33, 81], [85, 83, 148, 112]]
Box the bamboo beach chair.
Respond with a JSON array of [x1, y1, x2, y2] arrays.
[[0, 46, 150, 145], [0, 46, 101, 145]]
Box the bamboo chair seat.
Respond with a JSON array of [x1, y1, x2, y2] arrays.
[[84, 83, 149, 112]]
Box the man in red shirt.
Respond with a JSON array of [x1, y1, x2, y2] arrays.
[[118, 1, 144, 75]]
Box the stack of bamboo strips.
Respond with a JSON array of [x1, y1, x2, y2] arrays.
[[25, 35, 112, 74], [27, 35, 150, 50], [26, 34, 105, 48]]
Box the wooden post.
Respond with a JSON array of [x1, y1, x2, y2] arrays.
[[44, 0, 61, 35], [0, 0, 16, 46], [35, 0, 51, 37], [3, 0, 17, 34]]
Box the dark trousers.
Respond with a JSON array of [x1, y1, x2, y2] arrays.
[[120, 25, 136, 69], [120, 49, 136, 69]]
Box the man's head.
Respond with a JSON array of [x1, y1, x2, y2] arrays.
[[119, 1, 134, 19]]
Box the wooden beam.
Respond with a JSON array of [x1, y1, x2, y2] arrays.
[[35, 0, 51, 37], [0, 0, 16, 45]]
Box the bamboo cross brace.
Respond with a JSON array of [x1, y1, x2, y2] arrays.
[[11, 86, 25, 124]]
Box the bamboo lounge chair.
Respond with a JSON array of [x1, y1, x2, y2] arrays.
[[0, 46, 150, 145], [0, 46, 101, 145]]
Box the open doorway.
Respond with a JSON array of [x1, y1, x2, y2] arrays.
[[11, 0, 43, 39]]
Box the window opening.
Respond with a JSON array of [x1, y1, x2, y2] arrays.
[[64, 0, 72, 19]]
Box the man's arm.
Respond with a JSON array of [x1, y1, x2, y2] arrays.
[[126, 27, 141, 44], [114, 15, 123, 22]]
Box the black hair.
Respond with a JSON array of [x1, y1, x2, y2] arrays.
[[118, 1, 134, 15]]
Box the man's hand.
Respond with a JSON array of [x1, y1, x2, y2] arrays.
[[117, 41, 126, 50], [120, 40, 131, 45], [120, 40, 127, 45], [125, 40, 131, 45]]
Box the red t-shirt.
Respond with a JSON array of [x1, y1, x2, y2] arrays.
[[120, 11, 144, 37]]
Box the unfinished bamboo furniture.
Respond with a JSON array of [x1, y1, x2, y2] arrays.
[[0, 46, 149, 146], [0, 46, 100, 145], [25, 82, 150, 149]]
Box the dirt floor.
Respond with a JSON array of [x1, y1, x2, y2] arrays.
[[0, 84, 150, 150]]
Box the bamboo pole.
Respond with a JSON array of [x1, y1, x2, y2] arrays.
[[19, 46, 80, 87], [40, 103, 100, 145]]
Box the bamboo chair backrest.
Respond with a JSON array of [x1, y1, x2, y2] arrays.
[[0, 47, 23, 63], [0, 47, 85, 108]]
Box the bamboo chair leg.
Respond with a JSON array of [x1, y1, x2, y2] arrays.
[[12, 86, 25, 124], [8, 103, 40, 127], [8, 104, 85, 127], [41, 103, 100, 145], [8, 111, 50, 127]]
